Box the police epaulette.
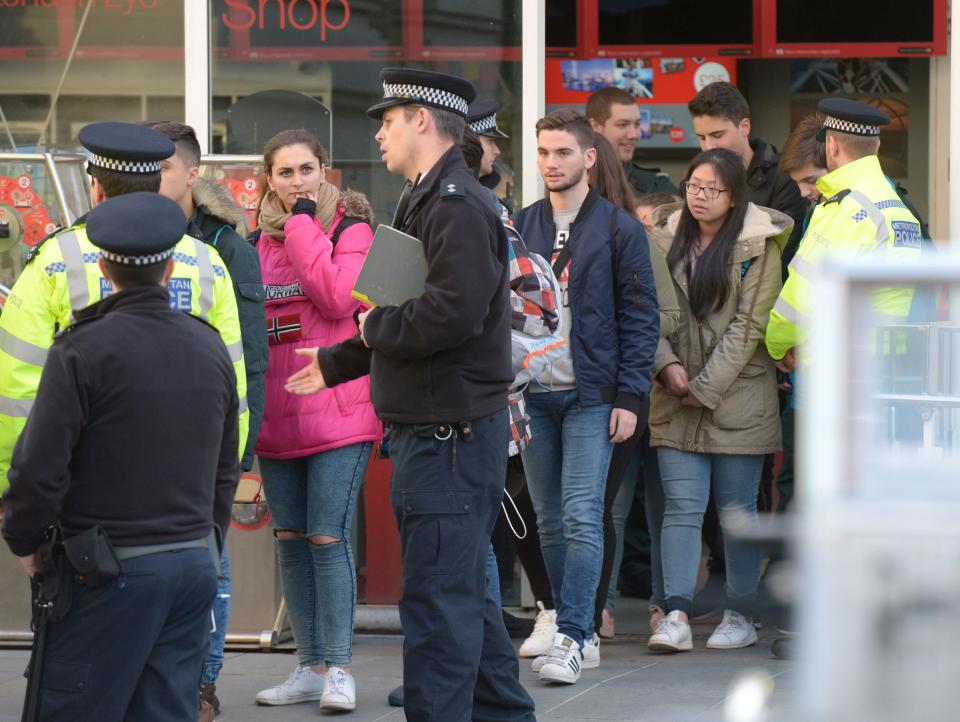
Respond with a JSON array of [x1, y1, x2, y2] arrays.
[[823, 189, 852, 206], [54, 314, 102, 338], [440, 177, 465, 200], [25, 217, 86, 265]]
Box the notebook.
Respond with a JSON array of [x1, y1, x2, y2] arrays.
[[352, 224, 427, 307]]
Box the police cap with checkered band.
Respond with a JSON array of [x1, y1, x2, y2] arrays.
[[79, 121, 175, 175], [468, 100, 510, 139], [367, 68, 477, 120], [816, 98, 890, 142], [87, 192, 185, 267]]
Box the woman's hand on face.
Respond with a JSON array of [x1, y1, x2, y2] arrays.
[[659, 363, 689, 397]]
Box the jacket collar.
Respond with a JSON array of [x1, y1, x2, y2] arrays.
[[651, 202, 793, 293], [745, 137, 779, 189], [816, 154, 882, 200], [538, 186, 602, 227], [401, 144, 467, 227], [74, 285, 171, 322]]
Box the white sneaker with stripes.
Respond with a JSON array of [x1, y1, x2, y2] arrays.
[[537, 633, 583, 685]]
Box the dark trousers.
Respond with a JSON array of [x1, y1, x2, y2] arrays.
[[593, 414, 649, 630], [37, 547, 217, 722], [389, 410, 536, 722], [494, 458, 554, 608]]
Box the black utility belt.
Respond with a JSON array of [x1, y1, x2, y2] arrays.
[[391, 421, 475, 441]]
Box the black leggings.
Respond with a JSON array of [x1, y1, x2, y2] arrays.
[[494, 457, 554, 608], [593, 405, 649, 632]]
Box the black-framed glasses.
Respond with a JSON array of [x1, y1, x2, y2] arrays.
[[683, 182, 728, 200]]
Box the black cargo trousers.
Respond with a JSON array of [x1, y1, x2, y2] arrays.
[[389, 408, 537, 722]]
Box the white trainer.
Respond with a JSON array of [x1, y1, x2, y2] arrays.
[[320, 666, 357, 712], [581, 633, 600, 669], [255, 665, 326, 705], [706, 609, 758, 649], [519, 602, 558, 658], [532, 632, 598, 672], [538, 633, 583, 685], [647, 610, 693, 653]]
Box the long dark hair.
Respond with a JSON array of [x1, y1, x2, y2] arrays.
[[588, 132, 637, 214], [667, 148, 748, 318]]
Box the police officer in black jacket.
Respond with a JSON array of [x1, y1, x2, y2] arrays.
[[2, 192, 240, 722], [286, 68, 536, 722]]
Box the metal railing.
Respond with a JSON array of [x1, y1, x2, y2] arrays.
[[0, 152, 88, 228]]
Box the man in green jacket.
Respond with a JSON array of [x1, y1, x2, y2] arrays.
[[586, 87, 677, 197], [146, 121, 268, 721]]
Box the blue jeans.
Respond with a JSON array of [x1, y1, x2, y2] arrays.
[[521, 390, 613, 646], [202, 543, 231, 684], [485, 542, 501, 608], [260, 442, 372, 667], [657, 447, 763, 615]]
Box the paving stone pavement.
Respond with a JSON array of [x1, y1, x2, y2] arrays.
[[0, 620, 795, 721]]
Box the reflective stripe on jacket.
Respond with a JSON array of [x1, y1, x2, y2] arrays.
[[0, 223, 248, 491], [765, 155, 922, 361]]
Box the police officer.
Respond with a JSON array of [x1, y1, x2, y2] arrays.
[[766, 98, 923, 369], [0, 122, 248, 494], [468, 99, 513, 213], [2, 192, 240, 722], [286, 68, 537, 722]]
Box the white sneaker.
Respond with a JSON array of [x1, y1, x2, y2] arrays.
[[707, 609, 758, 649], [648, 610, 693, 653], [518, 602, 558, 657], [532, 632, 598, 672], [538, 633, 583, 685], [581, 633, 600, 669], [255, 665, 326, 705], [320, 666, 356, 712]]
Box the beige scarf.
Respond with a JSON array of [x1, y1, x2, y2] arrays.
[[258, 182, 341, 240]]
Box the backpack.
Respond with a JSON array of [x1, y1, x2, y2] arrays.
[[505, 223, 567, 388]]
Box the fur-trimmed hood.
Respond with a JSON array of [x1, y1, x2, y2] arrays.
[[339, 189, 374, 227], [192, 177, 248, 229]]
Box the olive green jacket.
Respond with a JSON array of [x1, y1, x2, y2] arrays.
[[647, 235, 680, 339], [648, 202, 792, 455]]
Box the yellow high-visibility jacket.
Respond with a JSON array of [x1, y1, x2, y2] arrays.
[[0, 222, 248, 492], [766, 155, 921, 361]]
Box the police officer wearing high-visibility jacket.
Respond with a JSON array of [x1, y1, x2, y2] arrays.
[[286, 68, 536, 722], [0, 123, 248, 492], [2, 192, 240, 722], [765, 98, 922, 369]]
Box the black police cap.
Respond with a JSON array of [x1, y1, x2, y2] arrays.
[[367, 68, 477, 120], [816, 98, 890, 141], [87, 192, 185, 266], [79, 122, 175, 175], [468, 100, 509, 139]]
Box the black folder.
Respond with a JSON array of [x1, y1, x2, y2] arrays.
[[352, 224, 427, 307]]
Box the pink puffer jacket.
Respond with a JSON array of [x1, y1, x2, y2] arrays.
[[255, 192, 382, 459]]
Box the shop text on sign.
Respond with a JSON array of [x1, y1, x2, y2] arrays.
[[222, 0, 351, 41]]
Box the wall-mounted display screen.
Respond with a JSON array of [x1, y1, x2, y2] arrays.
[[546, 0, 577, 49], [597, 0, 755, 53], [776, 0, 932, 43], [763, 0, 946, 57]]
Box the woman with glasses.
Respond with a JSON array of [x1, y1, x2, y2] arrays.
[[644, 148, 792, 652]]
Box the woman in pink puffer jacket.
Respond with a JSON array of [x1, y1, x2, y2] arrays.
[[253, 129, 380, 712]]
